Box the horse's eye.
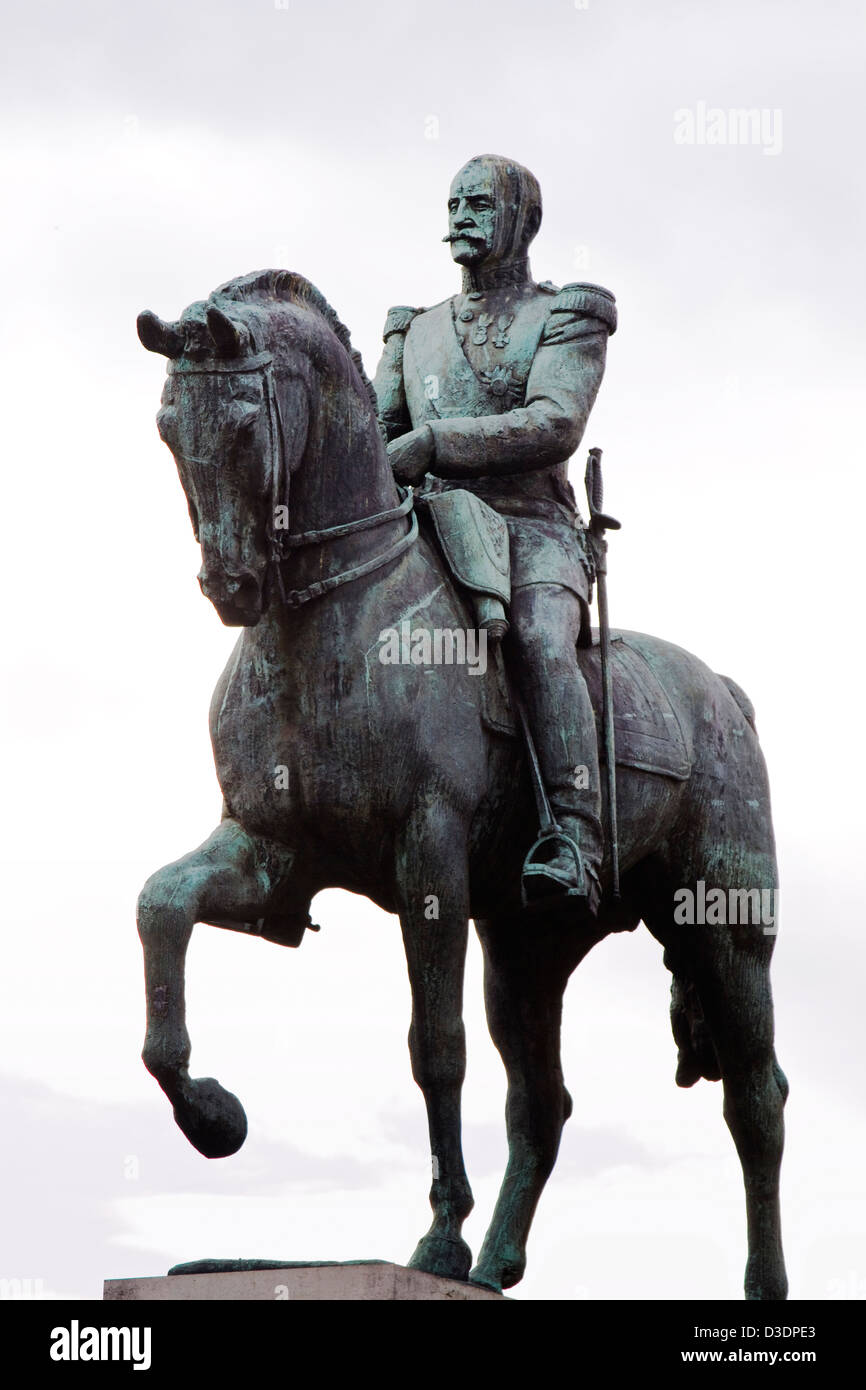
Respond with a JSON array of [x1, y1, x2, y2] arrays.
[[156, 405, 177, 442], [228, 402, 260, 436]]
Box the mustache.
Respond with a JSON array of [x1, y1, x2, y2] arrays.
[[441, 231, 487, 244]]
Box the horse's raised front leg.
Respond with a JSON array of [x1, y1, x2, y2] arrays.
[[470, 912, 595, 1292], [395, 805, 474, 1282], [137, 817, 295, 1158]]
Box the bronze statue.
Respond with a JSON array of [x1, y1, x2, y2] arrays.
[[134, 162, 788, 1299], [374, 154, 613, 913]]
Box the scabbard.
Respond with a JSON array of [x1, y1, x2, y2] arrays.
[[595, 565, 620, 898]]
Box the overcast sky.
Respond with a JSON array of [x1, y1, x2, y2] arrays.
[[1, 0, 864, 1301]]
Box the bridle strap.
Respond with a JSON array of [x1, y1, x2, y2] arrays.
[[171, 352, 418, 611], [277, 487, 414, 549], [169, 352, 274, 375], [264, 371, 417, 608], [280, 508, 418, 609]]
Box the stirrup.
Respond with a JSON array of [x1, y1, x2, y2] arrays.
[[521, 827, 596, 913]]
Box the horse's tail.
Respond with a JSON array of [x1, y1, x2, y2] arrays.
[[669, 968, 722, 1088], [718, 674, 757, 733]]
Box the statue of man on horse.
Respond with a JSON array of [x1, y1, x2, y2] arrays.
[[373, 153, 617, 915], [133, 157, 788, 1297]]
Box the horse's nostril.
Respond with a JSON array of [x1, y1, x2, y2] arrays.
[[199, 567, 260, 610], [230, 574, 259, 605]]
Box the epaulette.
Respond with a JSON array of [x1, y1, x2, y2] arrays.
[[549, 282, 617, 333], [382, 305, 423, 341]]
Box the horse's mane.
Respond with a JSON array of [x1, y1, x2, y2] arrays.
[[213, 269, 380, 422]]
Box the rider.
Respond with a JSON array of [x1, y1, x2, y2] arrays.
[[372, 154, 617, 913]]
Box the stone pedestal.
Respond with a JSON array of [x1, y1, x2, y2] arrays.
[[104, 1262, 506, 1301]]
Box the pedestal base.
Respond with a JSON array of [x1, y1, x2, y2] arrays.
[[104, 1262, 506, 1301]]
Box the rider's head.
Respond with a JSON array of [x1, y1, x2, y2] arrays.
[[446, 155, 542, 270]]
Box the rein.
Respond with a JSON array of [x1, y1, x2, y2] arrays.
[[170, 351, 418, 610]]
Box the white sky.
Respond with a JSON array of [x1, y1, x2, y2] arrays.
[[1, 0, 865, 1301]]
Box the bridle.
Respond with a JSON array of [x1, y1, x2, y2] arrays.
[[169, 351, 418, 610]]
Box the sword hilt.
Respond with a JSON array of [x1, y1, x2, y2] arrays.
[[586, 446, 604, 514], [584, 447, 621, 535]]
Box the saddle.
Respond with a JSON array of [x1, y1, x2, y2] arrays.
[[419, 491, 690, 782], [480, 630, 691, 780]]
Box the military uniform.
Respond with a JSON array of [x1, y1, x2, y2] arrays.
[[373, 149, 616, 906], [373, 278, 617, 634], [373, 274, 617, 902]]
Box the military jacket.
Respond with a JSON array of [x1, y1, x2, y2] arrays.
[[372, 278, 617, 596]]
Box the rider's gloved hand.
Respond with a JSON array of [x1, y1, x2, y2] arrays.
[[388, 424, 435, 485]]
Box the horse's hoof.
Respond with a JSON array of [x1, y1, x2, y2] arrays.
[[468, 1266, 502, 1294], [173, 1076, 248, 1158], [500, 1258, 527, 1290], [745, 1267, 788, 1300], [470, 1244, 526, 1291], [745, 1282, 789, 1301], [408, 1232, 472, 1283]]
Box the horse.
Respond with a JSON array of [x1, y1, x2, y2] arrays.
[[135, 269, 788, 1299]]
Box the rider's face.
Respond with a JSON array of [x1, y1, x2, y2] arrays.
[[447, 167, 497, 267]]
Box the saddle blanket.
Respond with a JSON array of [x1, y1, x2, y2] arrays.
[[484, 629, 691, 781]]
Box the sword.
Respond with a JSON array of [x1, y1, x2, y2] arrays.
[[585, 447, 622, 900]]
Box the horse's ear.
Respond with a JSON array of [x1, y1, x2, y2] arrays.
[[137, 310, 184, 358], [206, 305, 242, 357]]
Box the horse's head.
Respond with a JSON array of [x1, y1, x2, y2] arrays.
[[138, 270, 382, 626]]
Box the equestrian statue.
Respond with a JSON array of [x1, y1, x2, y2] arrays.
[[135, 154, 788, 1299]]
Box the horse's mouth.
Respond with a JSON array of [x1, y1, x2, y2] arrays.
[[199, 571, 264, 627], [213, 600, 263, 627]]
